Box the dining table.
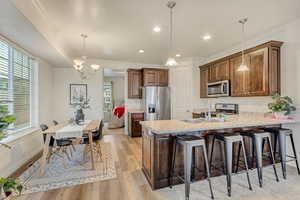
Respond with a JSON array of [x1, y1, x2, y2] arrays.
[[39, 120, 100, 176]]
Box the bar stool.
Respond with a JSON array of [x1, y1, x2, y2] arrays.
[[235, 130, 279, 187], [261, 127, 300, 179], [209, 133, 252, 197], [169, 135, 214, 200]]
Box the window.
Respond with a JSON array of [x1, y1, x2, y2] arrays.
[[0, 39, 34, 131]]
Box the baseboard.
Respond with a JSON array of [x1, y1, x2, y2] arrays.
[[8, 150, 43, 179]]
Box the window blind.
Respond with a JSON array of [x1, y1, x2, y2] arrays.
[[0, 38, 33, 130], [13, 49, 32, 128], [0, 40, 9, 103]]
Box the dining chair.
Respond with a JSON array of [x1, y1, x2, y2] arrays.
[[40, 124, 73, 167], [82, 120, 104, 162], [53, 120, 59, 125], [52, 120, 76, 153]]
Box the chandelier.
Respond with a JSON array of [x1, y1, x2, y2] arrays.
[[73, 34, 100, 79]]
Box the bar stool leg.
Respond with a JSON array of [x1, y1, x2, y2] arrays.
[[278, 132, 287, 179], [267, 136, 279, 182], [209, 136, 216, 172], [273, 134, 278, 159], [202, 144, 215, 199], [169, 138, 178, 188], [235, 142, 242, 173], [241, 139, 253, 191], [289, 134, 300, 175], [224, 141, 233, 197], [254, 136, 263, 187], [183, 144, 192, 200]]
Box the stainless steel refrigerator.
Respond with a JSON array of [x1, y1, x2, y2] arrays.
[[143, 86, 171, 121]]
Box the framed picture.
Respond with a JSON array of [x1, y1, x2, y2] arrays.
[[70, 84, 87, 105]]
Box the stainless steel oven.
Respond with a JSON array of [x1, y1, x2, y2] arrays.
[[207, 80, 230, 97]]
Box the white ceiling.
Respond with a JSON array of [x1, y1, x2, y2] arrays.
[[3, 0, 300, 67]]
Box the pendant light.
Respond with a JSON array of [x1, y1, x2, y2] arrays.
[[73, 34, 101, 72], [165, 1, 178, 67], [237, 18, 249, 72]]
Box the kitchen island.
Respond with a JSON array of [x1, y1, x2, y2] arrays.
[[140, 113, 296, 190]]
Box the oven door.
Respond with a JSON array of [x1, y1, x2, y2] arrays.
[[207, 80, 229, 97]]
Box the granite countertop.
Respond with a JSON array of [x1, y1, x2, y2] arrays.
[[140, 113, 297, 134]]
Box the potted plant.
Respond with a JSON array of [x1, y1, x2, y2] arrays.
[[0, 178, 23, 198], [0, 102, 16, 148], [71, 95, 90, 123], [268, 94, 296, 119]]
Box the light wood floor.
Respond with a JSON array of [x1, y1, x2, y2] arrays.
[[17, 132, 159, 200], [17, 131, 300, 200]]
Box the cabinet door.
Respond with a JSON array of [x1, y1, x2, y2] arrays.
[[209, 60, 230, 82], [142, 129, 152, 179], [128, 69, 142, 98], [230, 56, 249, 96], [157, 69, 169, 86], [200, 68, 209, 98], [247, 48, 269, 96], [143, 69, 158, 86], [131, 113, 144, 137]]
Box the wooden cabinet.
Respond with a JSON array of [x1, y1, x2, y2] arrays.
[[200, 41, 282, 98], [127, 69, 142, 99], [200, 67, 209, 98], [230, 55, 249, 96], [209, 60, 230, 82], [128, 112, 144, 137], [230, 48, 270, 96], [143, 68, 168, 86], [142, 128, 152, 180]]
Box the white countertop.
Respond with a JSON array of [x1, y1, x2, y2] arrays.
[[140, 113, 297, 134]]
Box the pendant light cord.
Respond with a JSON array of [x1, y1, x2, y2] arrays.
[[241, 22, 245, 65], [169, 7, 173, 57]]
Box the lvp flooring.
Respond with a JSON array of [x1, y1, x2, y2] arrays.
[[17, 129, 300, 200]]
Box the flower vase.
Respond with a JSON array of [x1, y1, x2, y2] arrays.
[[274, 112, 288, 119], [75, 109, 85, 122]]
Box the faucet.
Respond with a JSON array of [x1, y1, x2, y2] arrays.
[[206, 99, 212, 121]]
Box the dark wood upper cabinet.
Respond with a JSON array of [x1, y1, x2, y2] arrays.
[[200, 67, 209, 98], [143, 68, 169, 86], [127, 69, 142, 99], [200, 41, 282, 98], [209, 60, 230, 82], [230, 55, 249, 96]]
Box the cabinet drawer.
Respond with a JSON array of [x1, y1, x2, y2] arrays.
[[132, 113, 144, 119]]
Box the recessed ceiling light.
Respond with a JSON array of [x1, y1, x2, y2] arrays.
[[175, 54, 181, 57], [203, 35, 212, 40], [153, 26, 161, 32], [139, 49, 144, 53]]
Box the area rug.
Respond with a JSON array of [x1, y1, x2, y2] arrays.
[[157, 165, 300, 200], [18, 143, 117, 194]]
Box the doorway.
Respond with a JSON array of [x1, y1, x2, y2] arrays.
[[103, 68, 125, 123]]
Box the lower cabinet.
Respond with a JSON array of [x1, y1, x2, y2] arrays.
[[128, 112, 144, 137]]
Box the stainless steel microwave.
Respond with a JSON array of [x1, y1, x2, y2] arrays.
[[207, 80, 230, 97]]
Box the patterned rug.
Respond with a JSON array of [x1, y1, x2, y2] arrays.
[[18, 143, 117, 194]]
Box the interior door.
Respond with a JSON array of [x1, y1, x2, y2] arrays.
[[170, 66, 193, 120]]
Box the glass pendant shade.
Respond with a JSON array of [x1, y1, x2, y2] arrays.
[[90, 64, 100, 71], [73, 64, 84, 71], [237, 64, 249, 71], [165, 57, 178, 66], [73, 59, 84, 66]]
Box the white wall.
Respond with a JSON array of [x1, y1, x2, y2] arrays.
[[52, 68, 103, 122], [0, 59, 53, 178]]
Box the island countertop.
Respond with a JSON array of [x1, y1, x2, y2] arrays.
[[140, 113, 297, 134]]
